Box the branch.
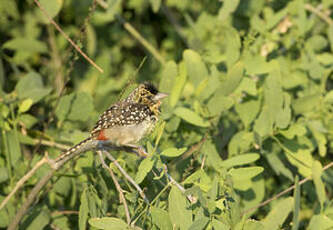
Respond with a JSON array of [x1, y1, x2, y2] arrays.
[[33, 138, 69, 150], [304, 3, 333, 26], [0, 157, 47, 211], [7, 140, 100, 229], [7, 169, 55, 230], [33, 0, 104, 73], [96, 0, 166, 64], [242, 161, 333, 215], [155, 165, 196, 203], [102, 150, 149, 204], [97, 151, 131, 224]]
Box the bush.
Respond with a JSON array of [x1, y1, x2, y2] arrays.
[[0, 0, 333, 229]]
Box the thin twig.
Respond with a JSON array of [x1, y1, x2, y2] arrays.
[[95, 0, 165, 64], [7, 140, 100, 229], [118, 15, 166, 64], [242, 161, 333, 215], [33, 138, 69, 150], [170, 135, 206, 167], [305, 3, 333, 25], [52, 210, 79, 216], [33, 0, 104, 73], [158, 165, 197, 203], [0, 157, 47, 211], [102, 150, 149, 204], [8, 169, 56, 230], [97, 151, 131, 224]]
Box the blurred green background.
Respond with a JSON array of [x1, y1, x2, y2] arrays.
[[0, 0, 333, 229]]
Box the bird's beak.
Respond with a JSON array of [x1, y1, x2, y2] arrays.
[[153, 92, 168, 101]]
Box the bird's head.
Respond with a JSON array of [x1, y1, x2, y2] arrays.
[[126, 82, 168, 113]]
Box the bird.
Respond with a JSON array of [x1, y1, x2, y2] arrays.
[[54, 82, 168, 164]]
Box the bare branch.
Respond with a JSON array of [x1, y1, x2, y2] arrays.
[[8, 169, 56, 230], [33, 0, 104, 73], [102, 150, 149, 204], [97, 151, 131, 224], [305, 3, 333, 26], [242, 161, 333, 215], [0, 157, 47, 211], [96, 0, 166, 65]]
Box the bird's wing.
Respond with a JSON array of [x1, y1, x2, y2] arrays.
[[90, 102, 151, 137]]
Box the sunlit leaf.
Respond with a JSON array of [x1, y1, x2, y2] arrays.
[[174, 107, 209, 127], [161, 147, 187, 157], [262, 197, 294, 230], [221, 153, 260, 169], [88, 217, 128, 230], [168, 186, 192, 230], [135, 157, 154, 184], [183, 49, 208, 87], [312, 161, 326, 210]]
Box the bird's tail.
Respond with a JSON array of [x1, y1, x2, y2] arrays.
[[55, 137, 94, 163]]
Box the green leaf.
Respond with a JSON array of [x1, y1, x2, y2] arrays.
[[244, 55, 273, 75], [3, 38, 48, 53], [174, 107, 209, 127], [285, 148, 313, 178], [151, 207, 172, 230], [279, 124, 307, 139], [37, 0, 63, 24], [149, 0, 161, 12], [183, 49, 208, 87], [266, 153, 293, 180], [308, 214, 333, 230], [79, 188, 89, 230], [254, 105, 273, 137], [292, 176, 300, 230], [203, 140, 223, 172], [275, 93, 291, 129], [25, 208, 50, 230], [7, 130, 22, 166], [221, 153, 260, 169], [264, 65, 284, 125], [218, 0, 240, 21], [170, 62, 187, 107], [207, 94, 234, 116], [292, 93, 321, 114], [55, 93, 75, 122], [135, 157, 154, 184], [324, 90, 333, 104], [235, 99, 260, 127], [88, 217, 128, 230], [228, 131, 254, 156], [229, 166, 264, 181], [243, 219, 264, 230], [68, 92, 94, 121], [161, 147, 187, 157], [0, 167, 9, 183], [159, 61, 177, 94], [219, 61, 244, 96], [212, 219, 230, 230], [188, 217, 209, 230], [310, 129, 327, 157], [168, 186, 192, 230], [262, 197, 294, 230], [54, 176, 71, 196], [18, 99, 33, 113], [183, 169, 212, 192], [312, 161, 326, 210], [16, 72, 51, 103]]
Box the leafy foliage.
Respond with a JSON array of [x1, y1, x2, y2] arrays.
[[1, 0, 333, 229]]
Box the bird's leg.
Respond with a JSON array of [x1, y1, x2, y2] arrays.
[[124, 144, 148, 158]]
